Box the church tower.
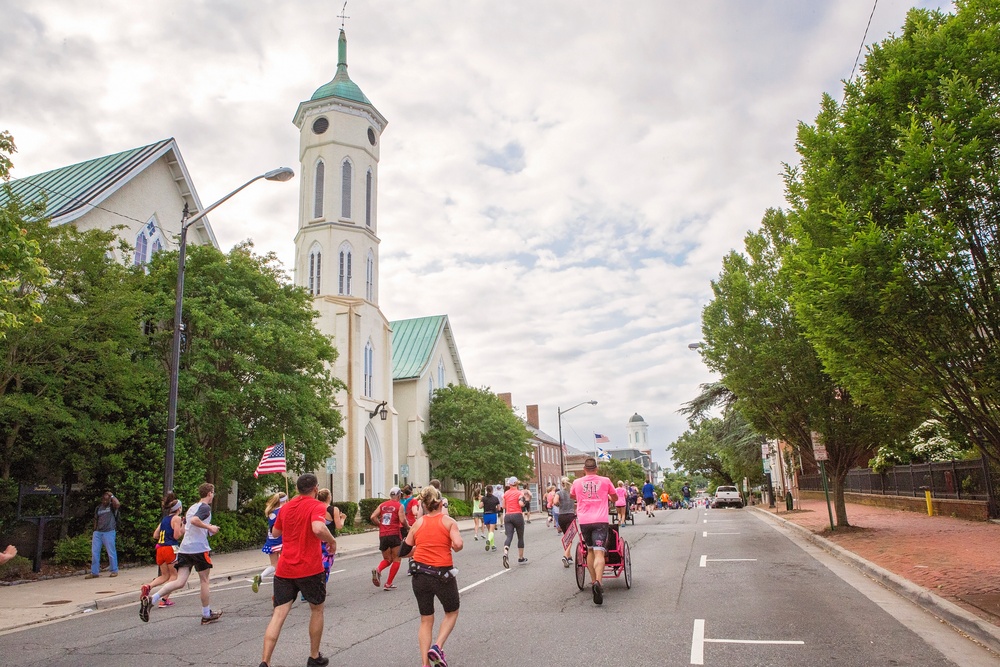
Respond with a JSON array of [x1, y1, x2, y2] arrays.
[[626, 413, 649, 450], [292, 29, 396, 502]]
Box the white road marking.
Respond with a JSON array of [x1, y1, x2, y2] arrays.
[[691, 619, 804, 665], [458, 569, 509, 593], [702, 531, 740, 537], [699, 555, 758, 567]]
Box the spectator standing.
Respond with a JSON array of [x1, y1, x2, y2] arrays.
[[259, 473, 337, 667], [86, 491, 120, 579]]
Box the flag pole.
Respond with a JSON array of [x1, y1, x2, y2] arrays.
[[283, 433, 289, 498]]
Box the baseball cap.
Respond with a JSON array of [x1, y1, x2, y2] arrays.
[[389, 486, 401, 496], [507, 476, 519, 486]]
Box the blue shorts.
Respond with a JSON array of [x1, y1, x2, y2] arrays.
[[262, 537, 282, 554], [483, 513, 498, 525]]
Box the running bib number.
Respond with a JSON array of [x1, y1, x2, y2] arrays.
[[381, 512, 392, 526]]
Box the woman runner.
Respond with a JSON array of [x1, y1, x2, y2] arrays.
[[252, 492, 287, 593], [481, 485, 501, 552], [140, 493, 185, 606], [552, 477, 576, 567], [471, 489, 484, 541], [400, 485, 463, 667], [614, 481, 627, 525], [502, 477, 527, 568]]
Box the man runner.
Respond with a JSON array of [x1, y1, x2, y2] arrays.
[[642, 479, 656, 517], [370, 486, 407, 591], [259, 473, 337, 667], [140, 483, 222, 624], [681, 482, 692, 509], [570, 458, 617, 605]]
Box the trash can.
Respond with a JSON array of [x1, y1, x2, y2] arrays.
[[785, 491, 793, 511]]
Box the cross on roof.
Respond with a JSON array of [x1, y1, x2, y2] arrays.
[[338, 1, 350, 29]]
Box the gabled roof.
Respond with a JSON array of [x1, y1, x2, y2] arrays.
[[2, 138, 217, 246], [391, 315, 467, 385]]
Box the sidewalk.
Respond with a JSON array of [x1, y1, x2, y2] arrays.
[[0, 518, 473, 636], [754, 499, 1000, 654]]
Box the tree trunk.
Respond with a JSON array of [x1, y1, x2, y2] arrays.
[[831, 472, 850, 527]]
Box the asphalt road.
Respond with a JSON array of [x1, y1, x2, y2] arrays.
[[2, 507, 996, 666]]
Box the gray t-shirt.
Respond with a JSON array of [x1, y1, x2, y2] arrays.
[[556, 488, 576, 515], [179, 502, 212, 554], [94, 504, 117, 532]]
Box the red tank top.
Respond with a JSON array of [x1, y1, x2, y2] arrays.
[[412, 513, 453, 568], [376, 500, 403, 537]]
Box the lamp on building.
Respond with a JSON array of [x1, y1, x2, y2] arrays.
[[369, 400, 388, 420], [163, 167, 295, 495], [557, 400, 598, 476]]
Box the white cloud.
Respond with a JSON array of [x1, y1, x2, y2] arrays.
[[0, 0, 954, 469]]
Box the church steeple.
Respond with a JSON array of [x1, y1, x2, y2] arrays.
[[309, 30, 371, 105]]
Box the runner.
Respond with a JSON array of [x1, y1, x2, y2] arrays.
[[520, 484, 533, 523], [259, 473, 337, 667], [681, 482, 692, 509], [552, 477, 576, 567], [140, 483, 223, 624], [140, 493, 185, 607], [545, 485, 557, 529], [492, 483, 505, 529], [252, 492, 287, 593], [403, 485, 420, 573], [481, 485, 500, 552], [317, 488, 344, 583], [660, 490, 670, 510], [642, 479, 656, 517], [614, 481, 627, 524], [570, 457, 618, 605], [502, 477, 527, 568], [471, 489, 484, 541], [370, 486, 407, 591], [400, 485, 463, 667]]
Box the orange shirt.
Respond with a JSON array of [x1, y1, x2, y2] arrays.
[[503, 488, 522, 513], [411, 513, 454, 568]]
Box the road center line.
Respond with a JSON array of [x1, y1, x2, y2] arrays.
[[458, 568, 509, 593]]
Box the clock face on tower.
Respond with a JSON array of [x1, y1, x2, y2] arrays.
[[368, 127, 376, 145]]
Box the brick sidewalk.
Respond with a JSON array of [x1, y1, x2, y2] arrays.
[[760, 499, 1000, 626]]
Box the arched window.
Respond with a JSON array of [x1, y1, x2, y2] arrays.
[[341, 159, 352, 218], [364, 340, 374, 398], [308, 244, 322, 296], [365, 168, 373, 227], [438, 358, 445, 389], [134, 232, 148, 266], [365, 250, 375, 301], [314, 160, 325, 219], [338, 243, 353, 295], [151, 238, 162, 256]]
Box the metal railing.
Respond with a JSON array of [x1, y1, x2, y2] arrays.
[[799, 459, 989, 501]]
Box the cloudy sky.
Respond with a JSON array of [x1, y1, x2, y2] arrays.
[[1, 0, 952, 468]]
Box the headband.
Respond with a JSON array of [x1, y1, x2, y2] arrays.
[[170, 500, 182, 513]]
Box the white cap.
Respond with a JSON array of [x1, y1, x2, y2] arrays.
[[507, 476, 519, 486], [389, 486, 401, 496]]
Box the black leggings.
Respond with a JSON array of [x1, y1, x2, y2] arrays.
[[504, 512, 525, 549]]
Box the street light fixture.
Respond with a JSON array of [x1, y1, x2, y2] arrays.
[[688, 342, 704, 350], [557, 400, 598, 477], [368, 400, 388, 421], [163, 167, 295, 495]]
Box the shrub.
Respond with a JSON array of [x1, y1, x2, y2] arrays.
[[210, 511, 267, 553], [445, 496, 470, 517], [53, 533, 92, 566], [332, 501, 357, 527], [0, 555, 32, 580], [359, 498, 383, 526]]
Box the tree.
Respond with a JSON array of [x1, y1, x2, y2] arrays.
[[143, 242, 345, 505], [423, 385, 534, 498], [785, 1, 1000, 464], [0, 131, 49, 338], [702, 209, 906, 526], [668, 420, 733, 485], [596, 458, 646, 486]]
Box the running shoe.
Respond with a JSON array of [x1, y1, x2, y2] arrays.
[[474, 535, 478, 541], [252, 574, 261, 593], [306, 653, 330, 667], [371, 568, 381, 587], [485, 541, 490, 552], [200, 610, 223, 624], [158, 598, 175, 608], [139, 595, 151, 623], [427, 643, 447, 667], [517, 557, 528, 564], [592, 581, 604, 605], [562, 557, 571, 568], [140, 584, 150, 600], [383, 584, 397, 591], [491, 545, 497, 552], [502, 550, 509, 569]]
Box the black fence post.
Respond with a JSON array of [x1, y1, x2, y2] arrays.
[[981, 453, 999, 519]]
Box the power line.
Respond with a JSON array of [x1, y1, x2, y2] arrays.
[[849, 0, 880, 85]]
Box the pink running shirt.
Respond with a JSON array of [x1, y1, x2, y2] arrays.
[[571, 474, 616, 524]]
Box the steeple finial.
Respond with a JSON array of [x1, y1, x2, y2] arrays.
[[338, 1, 350, 30]]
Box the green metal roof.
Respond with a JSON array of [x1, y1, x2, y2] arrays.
[[391, 315, 447, 380], [311, 29, 371, 105], [1, 139, 175, 223]]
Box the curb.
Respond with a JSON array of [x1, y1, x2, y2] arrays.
[[752, 507, 1000, 655]]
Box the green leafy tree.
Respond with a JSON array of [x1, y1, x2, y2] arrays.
[[785, 1, 1000, 463], [596, 458, 646, 486], [143, 242, 344, 506], [0, 131, 48, 338], [423, 385, 533, 498]]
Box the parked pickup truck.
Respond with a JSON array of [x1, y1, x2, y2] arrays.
[[711, 486, 743, 508]]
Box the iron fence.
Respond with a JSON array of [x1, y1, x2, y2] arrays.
[[799, 459, 989, 501]]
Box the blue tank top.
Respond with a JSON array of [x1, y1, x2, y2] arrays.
[[158, 515, 179, 547]]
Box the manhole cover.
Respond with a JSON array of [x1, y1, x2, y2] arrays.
[[43, 600, 72, 605]]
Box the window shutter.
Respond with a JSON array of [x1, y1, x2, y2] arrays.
[[366, 170, 372, 227]]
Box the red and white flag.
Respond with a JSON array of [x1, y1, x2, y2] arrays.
[[254, 442, 287, 478]]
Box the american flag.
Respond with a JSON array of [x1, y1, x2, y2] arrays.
[[594, 433, 610, 444], [254, 442, 287, 478]]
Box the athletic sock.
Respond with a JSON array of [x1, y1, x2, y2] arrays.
[[488, 531, 494, 544], [377, 559, 389, 573], [202, 606, 211, 617], [261, 565, 275, 578], [151, 593, 161, 605], [386, 561, 400, 586]]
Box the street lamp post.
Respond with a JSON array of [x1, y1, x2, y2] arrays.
[[557, 400, 598, 477], [163, 167, 295, 495]]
